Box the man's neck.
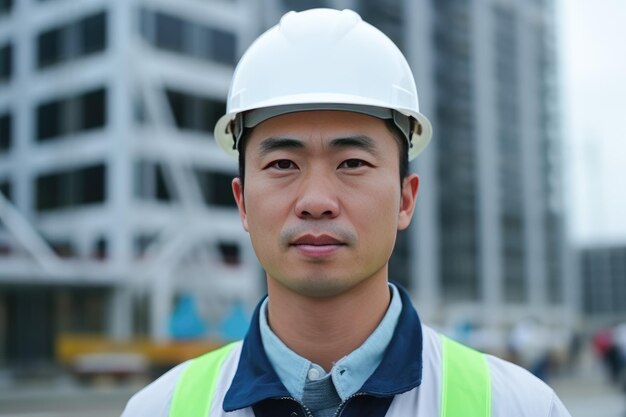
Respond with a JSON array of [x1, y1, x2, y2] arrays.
[[266, 276, 391, 372]]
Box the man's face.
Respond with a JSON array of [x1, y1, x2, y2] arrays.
[[232, 111, 419, 298]]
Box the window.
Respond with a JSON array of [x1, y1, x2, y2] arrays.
[[218, 241, 240, 265], [0, 179, 11, 202], [35, 163, 106, 212], [140, 8, 237, 65], [0, 112, 11, 152], [134, 160, 174, 203], [155, 13, 185, 52], [37, 27, 63, 68], [165, 88, 225, 134], [92, 235, 108, 260], [134, 233, 157, 258], [209, 28, 236, 65], [37, 100, 62, 140], [48, 238, 75, 258], [0, 43, 12, 82], [36, 87, 107, 141], [80, 164, 105, 204], [37, 11, 107, 69], [195, 168, 235, 208], [0, 0, 12, 15], [80, 12, 107, 55], [80, 89, 106, 130], [282, 0, 328, 10]]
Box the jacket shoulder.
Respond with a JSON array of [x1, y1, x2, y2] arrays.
[[487, 352, 571, 416], [421, 326, 571, 417], [120, 361, 190, 417]]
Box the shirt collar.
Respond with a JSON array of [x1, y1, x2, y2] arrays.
[[258, 284, 403, 401], [223, 283, 422, 411]]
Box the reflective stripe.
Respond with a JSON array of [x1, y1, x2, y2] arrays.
[[169, 337, 492, 417], [169, 343, 237, 417], [441, 336, 492, 417]]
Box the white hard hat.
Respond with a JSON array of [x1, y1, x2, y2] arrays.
[[214, 8, 432, 161]]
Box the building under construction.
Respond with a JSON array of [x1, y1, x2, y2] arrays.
[[0, 0, 575, 372]]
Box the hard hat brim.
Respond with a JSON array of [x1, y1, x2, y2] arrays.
[[214, 98, 432, 161]]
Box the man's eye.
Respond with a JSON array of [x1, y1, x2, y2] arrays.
[[269, 159, 296, 170], [339, 159, 367, 169]]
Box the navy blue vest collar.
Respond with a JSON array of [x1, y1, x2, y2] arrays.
[[223, 283, 423, 412]]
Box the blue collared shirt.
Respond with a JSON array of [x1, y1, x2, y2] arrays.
[[259, 283, 402, 402]]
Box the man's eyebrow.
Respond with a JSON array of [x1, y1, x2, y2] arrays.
[[257, 137, 305, 156], [330, 135, 380, 155]]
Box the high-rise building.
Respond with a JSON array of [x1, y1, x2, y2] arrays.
[[0, 0, 574, 367], [581, 244, 626, 323], [407, 0, 575, 331], [265, 0, 574, 334]]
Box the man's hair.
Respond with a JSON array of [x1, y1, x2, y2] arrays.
[[237, 118, 409, 190]]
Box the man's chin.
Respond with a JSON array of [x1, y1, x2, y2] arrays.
[[285, 276, 360, 299]]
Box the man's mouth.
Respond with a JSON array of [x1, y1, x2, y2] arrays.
[[291, 234, 344, 246], [290, 234, 346, 256]]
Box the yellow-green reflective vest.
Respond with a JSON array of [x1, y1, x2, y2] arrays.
[[169, 336, 491, 417]]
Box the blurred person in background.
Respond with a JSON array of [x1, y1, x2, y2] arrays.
[[121, 8, 571, 417], [593, 326, 621, 384], [593, 325, 626, 388], [507, 318, 552, 382], [613, 323, 626, 391]]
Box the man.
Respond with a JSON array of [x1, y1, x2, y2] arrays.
[[122, 8, 571, 417]]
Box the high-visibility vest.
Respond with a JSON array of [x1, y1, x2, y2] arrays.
[[169, 336, 491, 417]]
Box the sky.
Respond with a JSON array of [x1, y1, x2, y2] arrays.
[[558, 0, 626, 245]]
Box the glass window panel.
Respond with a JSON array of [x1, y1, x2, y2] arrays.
[[81, 88, 106, 130], [195, 169, 235, 208], [155, 12, 185, 52], [166, 89, 188, 129], [0, 112, 11, 151], [80, 164, 106, 204], [155, 164, 171, 202], [0, 43, 12, 81], [210, 28, 236, 65], [0, 180, 11, 202], [37, 100, 62, 140], [0, 0, 13, 15], [36, 172, 62, 210], [37, 27, 63, 68], [80, 11, 107, 55]]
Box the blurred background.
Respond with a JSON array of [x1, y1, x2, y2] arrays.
[[0, 0, 624, 416]]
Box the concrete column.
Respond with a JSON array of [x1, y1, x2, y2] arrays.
[[108, 286, 133, 340], [518, 9, 547, 310], [473, 0, 502, 324], [406, 0, 440, 321], [11, 0, 35, 220], [107, 0, 134, 339]]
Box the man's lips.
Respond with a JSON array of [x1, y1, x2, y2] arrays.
[[290, 234, 345, 246], [290, 234, 346, 256]]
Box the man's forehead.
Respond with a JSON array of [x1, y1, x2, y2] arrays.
[[255, 135, 382, 158], [247, 110, 390, 142]]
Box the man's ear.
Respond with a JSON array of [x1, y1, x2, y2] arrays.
[[398, 173, 419, 231], [232, 177, 249, 232]]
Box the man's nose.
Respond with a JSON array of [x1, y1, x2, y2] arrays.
[[294, 173, 340, 220]]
